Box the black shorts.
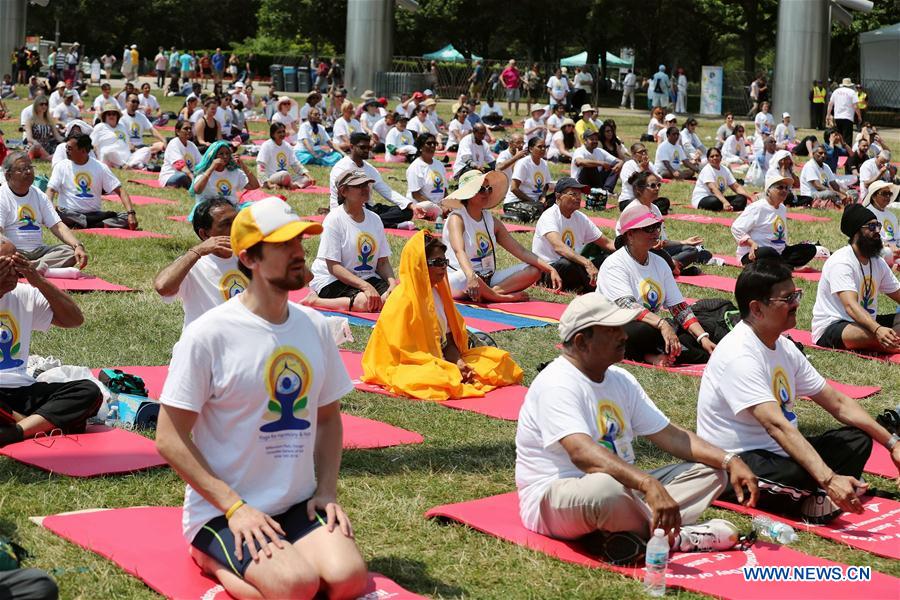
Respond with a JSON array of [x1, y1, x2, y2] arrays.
[[317, 276, 388, 302], [815, 314, 894, 349], [191, 499, 325, 578]]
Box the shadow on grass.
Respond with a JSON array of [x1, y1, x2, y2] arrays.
[[368, 556, 467, 598], [342, 441, 515, 476]]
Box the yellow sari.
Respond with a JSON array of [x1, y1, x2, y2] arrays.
[[362, 231, 523, 400]]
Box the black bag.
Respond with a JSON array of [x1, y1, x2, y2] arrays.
[[653, 77, 665, 94], [468, 331, 497, 349], [690, 298, 741, 344], [99, 368, 148, 397]]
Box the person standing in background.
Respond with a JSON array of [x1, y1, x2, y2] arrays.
[[154, 47, 167, 89], [620, 69, 636, 110], [810, 80, 826, 130], [675, 67, 688, 114]]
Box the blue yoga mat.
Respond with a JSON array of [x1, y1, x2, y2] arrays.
[[453, 304, 551, 329]]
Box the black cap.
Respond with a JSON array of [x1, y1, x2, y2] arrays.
[[555, 177, 590, 195], [841, 204, 877, 240]]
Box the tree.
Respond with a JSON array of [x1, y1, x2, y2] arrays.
[[256, 0, 347, 56]]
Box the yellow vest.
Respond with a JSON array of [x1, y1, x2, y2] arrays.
[[858, 91, 867, 110], [812, 86, 825, 104]]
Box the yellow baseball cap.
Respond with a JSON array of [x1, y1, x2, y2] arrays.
[[231, 197, 322, 256]]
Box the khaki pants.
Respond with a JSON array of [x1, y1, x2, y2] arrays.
[[20, 244, 76, 269], [538, 462, 727, 540]]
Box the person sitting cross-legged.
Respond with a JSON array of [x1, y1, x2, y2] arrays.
[[361, 231, 523, 401], [690, 147, 751, 212], [188, 141, 260, 215], [0, 153, 87, 270], [515, 293, 756, 564], [798, 144, 854, 209], [531, 177, 616, 293], [0, 236, 102, 447], [295, 108, 343, 167], [811, 204, 900, 353], [155, 198, 368, 600], [862, 181, 900, 269], [502, 136, 554, 222], [154, 198, 245, 330], [654, 126, 700, 180], [698, 259, 899, 523], [305, 170, 397, 313], [731, 174, 816, 269], [257, 123, 315, 191]]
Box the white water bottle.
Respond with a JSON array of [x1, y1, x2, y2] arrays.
[[751, 515, 798, 544], [435, 213, 444, 233], [643, 528, 669, 597]]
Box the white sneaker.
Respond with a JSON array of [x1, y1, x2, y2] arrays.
[[395, 221, 417, 230], [706, 257, 725, 267], [674, 519, 739, 552]]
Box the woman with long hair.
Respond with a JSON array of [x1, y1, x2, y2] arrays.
[[24, 97, 62, 160]]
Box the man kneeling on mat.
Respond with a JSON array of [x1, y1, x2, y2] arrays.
[[156, 198, 367, 600], [515, 293, 757, 564], [698, 260, 900, 523], [0, 236, 102, 447]]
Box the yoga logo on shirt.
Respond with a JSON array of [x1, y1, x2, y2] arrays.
[[429, 169, 445, 195], [276, 152, 288, 171], [595, 400, 630, 460], [532, 171, 545, 196], [219, 270, 248, 302], [672, 149, 681, 166], [260, 346, 312, 432], [771, 216, 786, 245], [355, 232, 377, 272], [16, 206, 40, 231], [0, 313, 23, 369], [128, 122, 140, 141], [771, 367, 796, 423], [859, 275, 876, 315], [214, 179, 233, 198], [473, 231, 493, 264], [185, 157, 194, 169], [561, 229, 575, 249], [884, 220, 895, 242], [115, 129, 127, 143], [73, 172, 94, 198], [716, 175, 726, 192], [639, 278, 664, 311]]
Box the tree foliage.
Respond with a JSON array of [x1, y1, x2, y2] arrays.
[[256, 0, 346, 55]]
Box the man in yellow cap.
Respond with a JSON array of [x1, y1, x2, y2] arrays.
[[156, 197, 367, 599]]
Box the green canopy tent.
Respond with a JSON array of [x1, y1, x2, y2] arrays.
[[560, 50, 633, 69], [423, 44, 483, 63]]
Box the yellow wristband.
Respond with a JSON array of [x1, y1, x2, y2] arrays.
[[225, 499, 246, 520]]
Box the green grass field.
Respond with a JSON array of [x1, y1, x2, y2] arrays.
[[1, 86, 899, 599]]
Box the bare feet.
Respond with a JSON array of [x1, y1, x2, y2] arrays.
[[646, 353, 674, 367]]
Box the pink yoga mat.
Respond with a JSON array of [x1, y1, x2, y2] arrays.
[[103, 194, 177, 206], [19, 274, 133, 292], [712, 255, 822, 281], [239, 189, 286, 202], [676, 273, 737, 292], [588, 216, 617, 229], [425, 492, 900, 600], [40, 507, 426, 600], [78, 228, 172, 239], [714, 495, 900, 560], [620, 359, 880, 400], [0, 425, 165, 477], [294, 185, 331, 195], [785, 329, 900, 366], [865, 444, 898, 479], [668, 213, 735, 226], [167, 215, 187, 222], [786, 212, 831, 223], [339, 350, 527, 421], [127, 178, 164, 188], [299, 213, 419, 238], [503, 223, 536, 233]]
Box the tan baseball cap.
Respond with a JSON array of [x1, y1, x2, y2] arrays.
[[558, 294, 641, 342]]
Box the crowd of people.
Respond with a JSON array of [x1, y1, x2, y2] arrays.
[[0, 54, 898, 600]]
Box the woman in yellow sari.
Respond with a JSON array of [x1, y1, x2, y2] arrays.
[[362, 230, 523, 400]]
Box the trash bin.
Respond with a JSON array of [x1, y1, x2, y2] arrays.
[[270, 64, 284, 92], [297, 67, 311, 93], [284, 66, 297, 93]]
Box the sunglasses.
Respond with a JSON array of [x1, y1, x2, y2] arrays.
[[638, 223, 662, 233], [874, 190, 892, 197], [863, 222, 882, 232], [479, 185, 493, 194], [426, 257, 451, 267], [639, 183, 661, 190], [767, 289, 803, 306]]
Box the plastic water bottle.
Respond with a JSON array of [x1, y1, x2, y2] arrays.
[[752, 515, 798, 544], [643, 528, 669, 597], [104, 400, 119, 428], [435, 213, 444, 233]]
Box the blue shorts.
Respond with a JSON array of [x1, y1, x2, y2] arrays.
[[191, 499, 325, 578]]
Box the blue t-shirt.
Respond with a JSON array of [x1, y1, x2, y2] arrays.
[[823, 143, 848, 174], [212, 53, 226, 71], [179, 54, 192, 72]]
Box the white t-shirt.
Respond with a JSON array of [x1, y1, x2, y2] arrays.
[[680, 129, 705, 156], [257, 139, 301, 179], [297, 121, 330, 148], [0, 285, 52, 388], [90, 122, 131, 159], [407, 115, 438, 137], [479, 103, 503, 118], [159, 298, 353, 543], [799, 160, 835, 197], [571, 146, 616, 181], [754, 111, 774, 135], [92, 94, 121, 114], [504, 157, 551, 204], [372, 118, 389, 143], [646, 117, 663, 137], [196, 168, 249, 204], [830, 87, 858, 121], [523, 117, 545, 143], [515, 357, 668, 534], [858, 158, 884, 201], [614, 201, 668, 242], [162, 254, 248, 329], [545, 113, 565, 133], [52, 102, 79, 125], [328, 156, 409, 210], [654, 139, 686, 173], [121, 111, 153, 145], [697, 321, 826, 457], [730, 199, 788, 259], [138, 93, 160, 113], [597, 247, 683, 313], [494, 148, 519, 180], [774, 123, 795, 144], [868, 205, 899, 245], [691, 163, 736, 207], [448, 119, 473, 145], [722, 135, 747, 162], [271, 111, 299, 144], [443, 208, 497, 276], [406, 157, 448, 204], [310, 207, 391, 292], [0, 185, 62, 252], [545, 131, 569, 161], [360, 111, 381, 134], [385, 127, 415, 150], [48, 157, 121, 213], [546, 76, 569, 102], [453, 135, 494, 176], [531, 204, 602, 263], [811, 245, 900, 342], [332, 116, 361, 142], [159, 137, 201, 186], [618, 161, 660, 204]]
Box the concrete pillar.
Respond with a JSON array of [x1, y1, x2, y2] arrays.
[[773, 0, 830, 129], [344, 0, 393, 98], [0, 0, 28, 83]]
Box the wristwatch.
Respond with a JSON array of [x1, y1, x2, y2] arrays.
[[887, 433, 899, 451]]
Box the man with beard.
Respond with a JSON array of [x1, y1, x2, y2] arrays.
[[812, 204, 900, 352], [698, 260, 899, 523], [156, 197, 367, 600], [516, 293, 757, 564]]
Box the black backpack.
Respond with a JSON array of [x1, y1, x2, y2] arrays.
[[690, 299, 741, 344], [98, 369, 148, 397]]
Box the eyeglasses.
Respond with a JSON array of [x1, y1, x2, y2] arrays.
[[767, 289, 803, 306], [10, 166, 35, 174], [478, 185, 493, 194], [426, 257, 450, 267], [863, 222, 882, 232], [874, 190, 892, 197], [638, 223, 662, 233]]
